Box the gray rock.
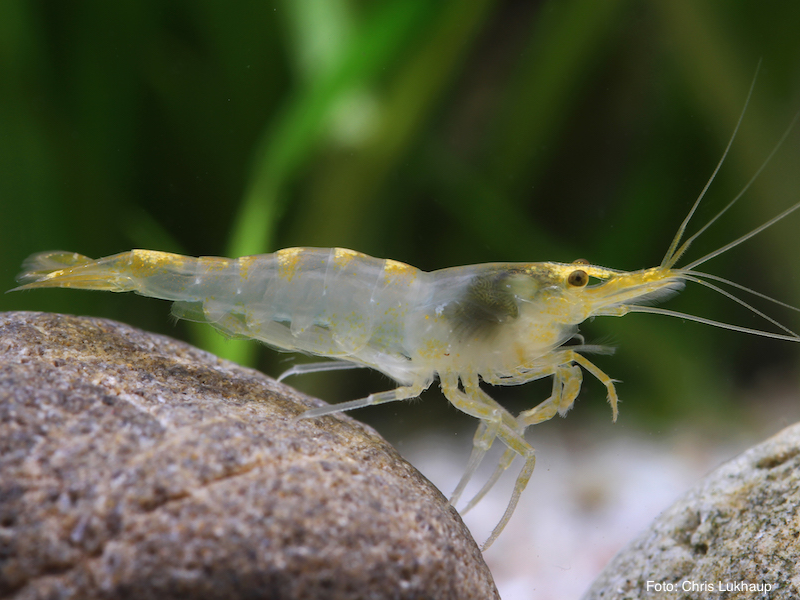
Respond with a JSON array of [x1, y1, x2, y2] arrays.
[[584, 421, 800, 599], [0, 311, 498, 600]]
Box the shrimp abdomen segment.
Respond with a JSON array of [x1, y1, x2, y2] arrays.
[[199, 248, 424, 358]]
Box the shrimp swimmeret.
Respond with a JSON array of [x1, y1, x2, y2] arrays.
[[12, 98, 800, 552]]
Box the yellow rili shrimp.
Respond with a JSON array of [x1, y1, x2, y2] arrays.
[[11, 84, 800, 551]]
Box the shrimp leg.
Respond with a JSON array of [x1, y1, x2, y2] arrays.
[[507, 350, 619, 425], [448, 420, 498, 508], [440, 374, 536, 549], [538, 350, 619, 424], [441, 372, 519, 507], [516, 363, 584, 426], [292, 380, 430, 422], [460, 363, 583, 515], [453, 358, 582, 510], [453, 351, 617, 547], [277, 360, 365, 382]]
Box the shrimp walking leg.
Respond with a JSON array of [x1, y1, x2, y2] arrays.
[[277, 360, 364, 382], [449, 420, 499, 507], [515, 350, 619, 426], [441, 372, 519, 507], [453, 352, 616, 543], [461, 446, 517, 515], [441, 375, 536, 549], [452, 420, 521, 513], [566, 352, 619, 422], [516, 364, 583, 426], [460, 364, 583, 515], [292, 381, 429, 422], [453, 354, 587, 511]]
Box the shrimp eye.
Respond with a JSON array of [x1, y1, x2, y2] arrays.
[[572, 258, 590, 265], [567, 269, 588, 287]]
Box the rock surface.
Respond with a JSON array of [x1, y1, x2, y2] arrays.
[[0, 311, 498, 600], [584, 421, 800, 599]]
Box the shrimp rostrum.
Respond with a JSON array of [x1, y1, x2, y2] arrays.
[[12, 93, 800, 552]]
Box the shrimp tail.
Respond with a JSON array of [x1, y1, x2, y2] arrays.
[[10, 250, 181, 293]]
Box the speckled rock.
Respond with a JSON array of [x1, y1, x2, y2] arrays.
[[583, 422, 800, 600], [0, 311, 498, 600]]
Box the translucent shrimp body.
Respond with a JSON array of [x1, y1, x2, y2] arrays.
[[11, 74, 800, 551], [13, 237, 794, 550]]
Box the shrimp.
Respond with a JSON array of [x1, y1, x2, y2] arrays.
[[11, 83, 800, 553]]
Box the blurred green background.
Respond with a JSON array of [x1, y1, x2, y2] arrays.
[[2, 0, 800, 440]]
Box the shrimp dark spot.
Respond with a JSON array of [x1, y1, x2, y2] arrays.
[[445, 271, 521, 337], [572, 258, 590, 265], [568, 270, 588, 287]]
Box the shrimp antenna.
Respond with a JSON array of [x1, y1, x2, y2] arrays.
[[678, 273, 800, 339], [627, 305, 800, 343], [688, 269, 800, 314], [626, 267, 800, 343], [661, 60, 761, 269], [683, 194, 800, 271]]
